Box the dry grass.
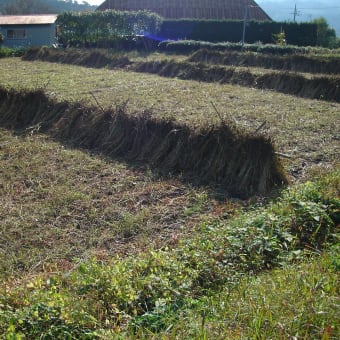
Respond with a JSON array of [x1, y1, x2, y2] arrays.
[[20, 48, 340, 100], [0, 53, 338, 338], [0, 57, 338, 179], [132, 59, 340, 102], [0, 127, 228, 279], [188, 49, 340, 75], [0, 87, 286, 196]]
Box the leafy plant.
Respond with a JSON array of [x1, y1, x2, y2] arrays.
[[0, 302, 98, 339], [0, 46, 27, 58], [273, 29, 286, 46], [0, 172, 338, 337]]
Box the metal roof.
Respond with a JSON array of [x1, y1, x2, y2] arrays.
[[97, 0, 272, 21], [0, 15, 58, 25]]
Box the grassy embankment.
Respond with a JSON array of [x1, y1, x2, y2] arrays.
[[0, 52, 339, 338], [187, 49, 340, 75], [21, 47, 340, 102]]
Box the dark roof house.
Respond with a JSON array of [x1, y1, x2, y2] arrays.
[[0, 14, 57, 48], [97, 0, 271, 21]]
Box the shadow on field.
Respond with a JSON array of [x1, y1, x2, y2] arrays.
[[0, 87, 287, 198]]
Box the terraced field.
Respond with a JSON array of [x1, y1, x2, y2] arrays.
[[0, 50, 339, 339], [1, 56, 339, 179]]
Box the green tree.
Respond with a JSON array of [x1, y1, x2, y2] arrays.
[[0, 0, 103, 16], [3, 0, 51, 14], [312, 17, 339, 48]]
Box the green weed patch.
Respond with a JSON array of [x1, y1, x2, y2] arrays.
[[0, 173, 338, 338], [156, 249, 340, 339], [0, 86, 286, 197], [0, 46, 27, 58]]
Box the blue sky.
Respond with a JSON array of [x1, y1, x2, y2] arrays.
[[83, 0, 102, 5], [257, 0, 340, 35]]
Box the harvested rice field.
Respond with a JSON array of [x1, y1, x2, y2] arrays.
[[0, 127, 221, 278], [0, 57, 339, 178], [0, 50, 339, 339], [21, 47, 340, 101]]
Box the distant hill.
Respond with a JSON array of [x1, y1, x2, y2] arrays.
[[0, 0, 96, 14]]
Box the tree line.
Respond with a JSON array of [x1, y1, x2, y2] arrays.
[[0, 0, 95, 14]]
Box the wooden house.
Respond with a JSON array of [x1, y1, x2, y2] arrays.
[[0, 15, 58, 48]]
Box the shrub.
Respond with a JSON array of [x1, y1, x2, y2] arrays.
[[159, 20, 317, 46], [0, 46, 27, 58], [57, 10, 163, 48], [158, 40, 326, 55]]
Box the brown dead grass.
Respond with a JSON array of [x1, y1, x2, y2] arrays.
[[21, 47, 340, 102], [188, 49, 340, 75], [0, 127, 228, 279], [0, 53, 338, 282], [0, 87, 286, 196], [0, 57, 338, 181]]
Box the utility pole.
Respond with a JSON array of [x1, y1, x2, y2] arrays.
[[241, 5, 248, 48], [292, 4, 300, 22]]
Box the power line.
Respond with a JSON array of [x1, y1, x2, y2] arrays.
[[264, 6, 340, 10], [291, 3, 340, 21], [298, 7, 340, 9]]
